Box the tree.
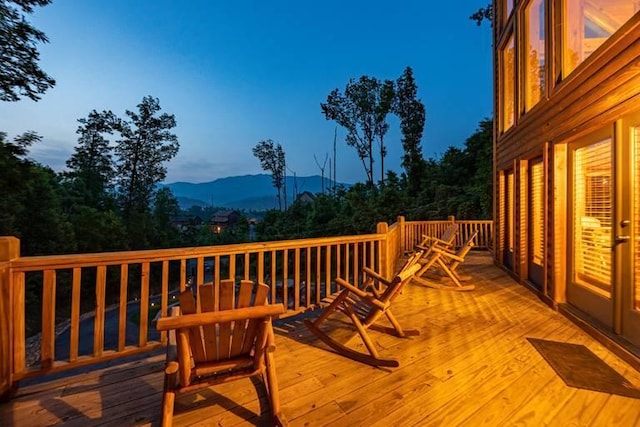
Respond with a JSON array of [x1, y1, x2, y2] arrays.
[[252, 139, 286, 210], [64, 110, 117, 210], [321, 76, 394, 187], [0, 0, 55, 101], [114, 96, 179, 247], [394, 66, 426, 196]]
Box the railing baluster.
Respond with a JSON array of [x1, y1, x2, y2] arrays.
[[118, 264, 128, 352], [94, 266, 106, 357], [294, 248, 300, 311], [70, 268, 81, 361], [41, 270, 55, 369], [139, 263, 150, 347], [306, 247, 311, 308], [160, 261, 169, 344]]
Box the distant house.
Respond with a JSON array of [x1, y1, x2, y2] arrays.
[[209, 210, 241, 233], [170, 215, 202, 231], [296, 191, 315, 204]]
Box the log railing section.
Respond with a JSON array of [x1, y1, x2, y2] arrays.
[[401, 216, 494, 252], [0, 217, 492, 394], [5, 233, 385, 383]]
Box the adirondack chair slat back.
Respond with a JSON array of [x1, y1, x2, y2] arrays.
[[441, 223, 459, 245], [177, 280, 270, 367]]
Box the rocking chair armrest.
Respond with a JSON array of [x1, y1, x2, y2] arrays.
[[362, 267, 391, 285], [156, 304, 285, 331], [336, 277, 388, 311], [432, 246, 464, 262]]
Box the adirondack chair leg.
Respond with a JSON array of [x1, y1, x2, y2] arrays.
[[263, 323, 287, 426], [161, 361, 179, 427]]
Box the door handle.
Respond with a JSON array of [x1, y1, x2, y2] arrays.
[[615, 235, 631, 244]]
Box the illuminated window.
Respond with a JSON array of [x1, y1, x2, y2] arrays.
[[573, 139, 612, 292], [508, 171, 515, 252], [530, 160, 544, 265], [525, 0, 545, 111], [501, 34, 515, 132], [564, 0, 639, 76]]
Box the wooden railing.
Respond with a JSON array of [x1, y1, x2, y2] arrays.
[[0, 216, 493, 398], [400, 216, 494, 252]]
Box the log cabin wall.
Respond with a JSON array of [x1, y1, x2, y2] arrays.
[[493, 0, 640, 354]]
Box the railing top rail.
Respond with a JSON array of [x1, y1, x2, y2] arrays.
[[10, 232, 384, 271]]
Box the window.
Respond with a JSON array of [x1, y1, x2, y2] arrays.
[[530, 159, 544, 265], [501, 34, 515, 132], [525, 0, 545, 111], [564, 0, 639, 76]]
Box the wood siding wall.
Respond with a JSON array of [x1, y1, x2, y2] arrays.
[[493, 4, 640, 302]]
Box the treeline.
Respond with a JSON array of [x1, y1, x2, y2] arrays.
[[256, 118, 493, 241], [0, 96, 184, 256]]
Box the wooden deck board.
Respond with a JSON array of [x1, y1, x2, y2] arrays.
[[2, 252, 640, 426]]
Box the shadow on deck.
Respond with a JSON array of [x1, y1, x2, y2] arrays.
[[2, 252, 640, 426]]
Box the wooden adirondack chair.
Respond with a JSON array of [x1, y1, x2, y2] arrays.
[[413, 230, 479, 291], [155, 280, 287, 427], [304, 258, 422, 368]]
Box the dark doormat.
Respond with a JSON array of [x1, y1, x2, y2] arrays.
[[527, 338, 640, 399]]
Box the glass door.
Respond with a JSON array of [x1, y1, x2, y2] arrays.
[[503, 170, 515, 270], [619, 116, 640, 347], [528, 158, 544, 288], [568, 136, 613, 327]]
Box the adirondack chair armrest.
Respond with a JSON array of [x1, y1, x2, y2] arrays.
[[156, 304, 285, 331]]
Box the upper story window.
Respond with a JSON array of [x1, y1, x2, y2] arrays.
[[525, 0, 546, 111], [564, 0, 639, 76], [501, 34, 516, 132], [506, 0, 515, 19]]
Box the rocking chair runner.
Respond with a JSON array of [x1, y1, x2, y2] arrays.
[[155, 280, 287, 427], [304, 259, 422, 368], [413, 230, 479, 291]]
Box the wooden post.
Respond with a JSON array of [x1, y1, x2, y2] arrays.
[[377, 222, 389, 279], [397, 216, 406, 253], [0, 237, 20, 401]]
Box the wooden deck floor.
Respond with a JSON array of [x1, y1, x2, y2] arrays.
[[2, 252, 640, 426]]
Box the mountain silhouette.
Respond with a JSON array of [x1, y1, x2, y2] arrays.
[[162, 174, 348, 210]]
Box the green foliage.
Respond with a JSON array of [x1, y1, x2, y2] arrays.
[[0, 0, 55, 101], [321, 76, 395, 187], [252, 139, 286, 210], [114, 96, 179, 247], [394, 67, 426, 196], [470, 3, 493, 26]]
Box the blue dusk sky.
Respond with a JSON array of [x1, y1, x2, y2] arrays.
[[0, 0, 493, 184]]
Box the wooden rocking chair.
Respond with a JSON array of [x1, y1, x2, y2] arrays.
[[304, 259, 422, 368], [415, 223, 459, 259], [155, 280, 287, 427], [413, 230, 479, 291]]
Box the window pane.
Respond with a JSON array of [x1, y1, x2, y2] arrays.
[[507, 0, 514, 18], [525, 0, 546, 111], [564, 0, 639, 76], [573, 139, 612, 293], [530, 160, 544, 265], [502, 35, 515, 132]]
